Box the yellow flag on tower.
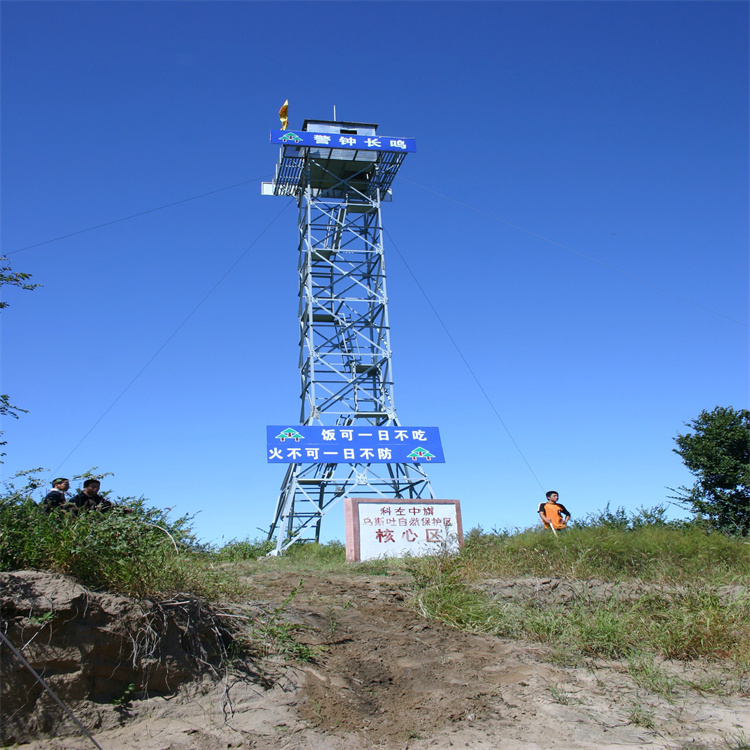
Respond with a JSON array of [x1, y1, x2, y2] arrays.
[[278, 100, 289, 130]]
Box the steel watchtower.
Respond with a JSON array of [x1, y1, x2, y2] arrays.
[[263, 119, 434, 551]]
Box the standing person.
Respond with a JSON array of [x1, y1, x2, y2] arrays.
[[538, 491, 571, 531], [70, 479, 114, 512], [41, 478, 72, 513]]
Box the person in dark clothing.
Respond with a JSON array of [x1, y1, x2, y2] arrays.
[[42, 478, 73, 513], [70, 479, 114, 512]]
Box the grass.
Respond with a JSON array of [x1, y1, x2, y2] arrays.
[[216, 536, 409, 577], [670, 734, 750, 750], [548, 685, 574, 704], [461, 523, 750, 586], [409, 520, 750, 673], [0, 468, 408, 679], [0, 471, 407, 604], [213, 536, 277, 561]]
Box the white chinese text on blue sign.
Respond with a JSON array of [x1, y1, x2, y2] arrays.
[[266, 425, 443, 463], [270, 130, 416, 153]]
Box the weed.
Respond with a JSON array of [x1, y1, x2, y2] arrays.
[[628, 700, 656, 729], [548, 685, 573, 705], [309, 699, 324, 720], [248, 581, 317, 662], [325, 606, 341, 642], [112, 682, 136, 706], [27, 611, 53, 627], [627, 653, 676, 700]]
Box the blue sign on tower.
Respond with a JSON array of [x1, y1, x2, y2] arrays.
[[267, 425, 444, 464], [270, 130, 416, 153]]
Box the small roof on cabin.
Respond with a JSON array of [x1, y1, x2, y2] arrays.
[[302, 119, 379, 136]]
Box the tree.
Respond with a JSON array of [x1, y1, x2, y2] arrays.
[[0, 256, 37, 310], [671, 406, 750, 536], [0, 256, 38, 458]]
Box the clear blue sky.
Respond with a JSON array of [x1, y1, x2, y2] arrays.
[[2, 2, 747, 545]]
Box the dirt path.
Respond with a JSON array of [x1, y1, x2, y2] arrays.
[[17, 569, 750, 749]]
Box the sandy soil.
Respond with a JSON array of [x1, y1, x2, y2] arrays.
[[9, 567, 750, 750]]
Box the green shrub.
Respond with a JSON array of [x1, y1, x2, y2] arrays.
[[0, 473, 237, 600]]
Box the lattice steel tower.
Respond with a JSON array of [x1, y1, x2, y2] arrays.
[[263, 119, 434, 551]]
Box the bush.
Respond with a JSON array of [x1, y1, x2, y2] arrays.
[[572, 502, 692, 531], [284, 540, 346, 562], [213, 538, 347, 564], [0, 473, 237, 600], [214, 537, 275, 562]]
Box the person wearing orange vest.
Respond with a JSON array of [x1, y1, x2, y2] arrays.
[[538, 491, 571, 531]]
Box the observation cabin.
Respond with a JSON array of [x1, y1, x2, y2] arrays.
[[262, 119, 413, 201]]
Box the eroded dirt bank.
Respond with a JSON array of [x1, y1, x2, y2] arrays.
[[3, 568, 749, 749], [0, 571, 241, 744]]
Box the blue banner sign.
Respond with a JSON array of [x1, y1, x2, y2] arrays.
[[270, 130, 416, 153], [267, 425, 443, 464]]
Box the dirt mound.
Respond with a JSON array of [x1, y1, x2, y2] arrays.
[[0, 571, 238, 744], [4, 570, 749, 750]]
